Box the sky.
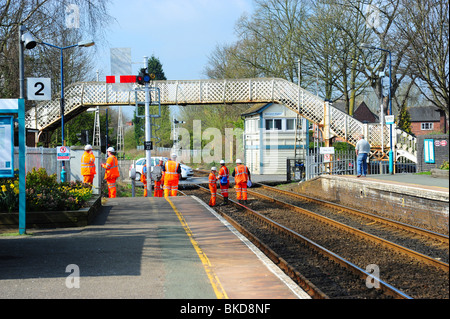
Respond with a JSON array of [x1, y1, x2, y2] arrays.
[[94, 0, 254, 81]]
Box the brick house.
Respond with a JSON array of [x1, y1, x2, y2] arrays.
[[408, 106, 447, 136]]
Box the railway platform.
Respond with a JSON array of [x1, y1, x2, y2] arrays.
[[0, 196, 309, 300]]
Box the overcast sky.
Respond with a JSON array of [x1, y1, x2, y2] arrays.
[[94, 0, 254, 81]]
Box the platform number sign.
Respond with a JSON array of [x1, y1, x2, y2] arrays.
[[27, 78, 51, 101]]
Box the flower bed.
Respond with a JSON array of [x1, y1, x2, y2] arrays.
[[0, 168, 93, 213]]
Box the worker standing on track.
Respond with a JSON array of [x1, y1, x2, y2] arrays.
[[208, 167, 218, 207], [81, 144, 96, 186], [102, 147, 120, 198], [217, 160, 229, 205], [232, 159, 250, 205], [163, 153, 181, 197]]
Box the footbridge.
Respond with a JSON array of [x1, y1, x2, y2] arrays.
[[25, 77, 417, 162]]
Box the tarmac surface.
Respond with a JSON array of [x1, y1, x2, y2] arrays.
[[0, 194, 307, 300]]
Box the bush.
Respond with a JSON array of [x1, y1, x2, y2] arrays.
[[440, 161, 449, 170], [0, 168, 93, 213]]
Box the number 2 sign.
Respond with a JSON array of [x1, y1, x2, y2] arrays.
[[27, 78, 51, 101]]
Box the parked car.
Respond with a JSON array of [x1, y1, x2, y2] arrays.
[[129, 157, 194, 180]]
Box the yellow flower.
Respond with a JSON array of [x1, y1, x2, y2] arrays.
[[1, 185, 6, 192], [10, 183, 14, 189]]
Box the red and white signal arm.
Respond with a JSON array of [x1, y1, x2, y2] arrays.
[[106, 75, 137, 83], [57, 146, 70, 161]]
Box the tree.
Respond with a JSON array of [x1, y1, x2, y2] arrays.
[[397, 0, 449, 121]]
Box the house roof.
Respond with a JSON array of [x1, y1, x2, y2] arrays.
[[241, 103, 272, 117], [353, 101, 379, 123], [408, 106, 442, 122]]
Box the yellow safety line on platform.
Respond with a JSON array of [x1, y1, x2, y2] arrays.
[[165, 197, 229, 299]]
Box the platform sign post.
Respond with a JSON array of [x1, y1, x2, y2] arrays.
[[0, 99, 26, 234]]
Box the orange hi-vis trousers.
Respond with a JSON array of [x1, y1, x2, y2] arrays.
[[164, 180, 179, 197], [235, 181, 247, 200], [83, 175, 94, 185], [154, 180, 163, 197], [106, 178, 117, 198], [219, 182, 229, 198], [209, 184, 217, 206]]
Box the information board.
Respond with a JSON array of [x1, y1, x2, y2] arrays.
[[0, 116, 14, 177], [424, 139, 435, 164], [57, 146, 70, 161]]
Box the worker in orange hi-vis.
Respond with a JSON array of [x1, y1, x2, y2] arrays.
[[208, 167, 218, 207], [102, 147, 120, 198], [217, 160, 229, 205], [232, 158, 251, 205], [154, 159, 165, 197], [163, 153, 181, 197], [81, 144, 96, 186], [141, 163, 148, 197]]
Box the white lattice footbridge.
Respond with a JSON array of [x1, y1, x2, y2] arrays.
[[26, 78, 417, 162]]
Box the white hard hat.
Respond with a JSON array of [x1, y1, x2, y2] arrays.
[[236, 159, 242, 164], [171, 153, 177, 158], [107, 147, 115, 153], [84, 144, 92, 151], [211, 167, 217, 171], [219, 160, 225, 164]]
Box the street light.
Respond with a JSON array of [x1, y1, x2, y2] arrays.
[[39, 40, 95, 182], [360, 43, 394, 174]]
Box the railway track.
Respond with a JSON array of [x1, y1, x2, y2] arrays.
[[179, 183, 449, 299]]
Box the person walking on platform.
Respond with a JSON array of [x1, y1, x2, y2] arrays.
[[208, 167, 218, 207], [232, 159, 250, 205], [153, 159, 164, 197], [163, 153, 181, 197], [102, 147, 120, 198], [81, 144, 96, 186], [355, 134, 370, 177], [218, 160, 229, 205]]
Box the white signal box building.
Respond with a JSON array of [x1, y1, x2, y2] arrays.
[[242, 103, 308, 175]]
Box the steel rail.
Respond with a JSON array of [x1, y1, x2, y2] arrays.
[[188, 184, 413, 299], [255, 182, 449, 245], [246, 185, 449, 273]]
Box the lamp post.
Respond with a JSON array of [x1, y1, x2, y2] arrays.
[[39, 40, 95, 182], [360, 43, 393, 174]]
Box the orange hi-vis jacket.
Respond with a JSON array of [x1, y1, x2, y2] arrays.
[[103, 155, 120, 180], [234, 164, 249, 184], [81, 151, 96, 176], [164, 160, 180, 183], [218, 166, 229, 184], [209, 172, 217, 188]]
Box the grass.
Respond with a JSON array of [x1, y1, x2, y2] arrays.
[[0, 231, 33, 237], [414, 171, 432, 175]]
